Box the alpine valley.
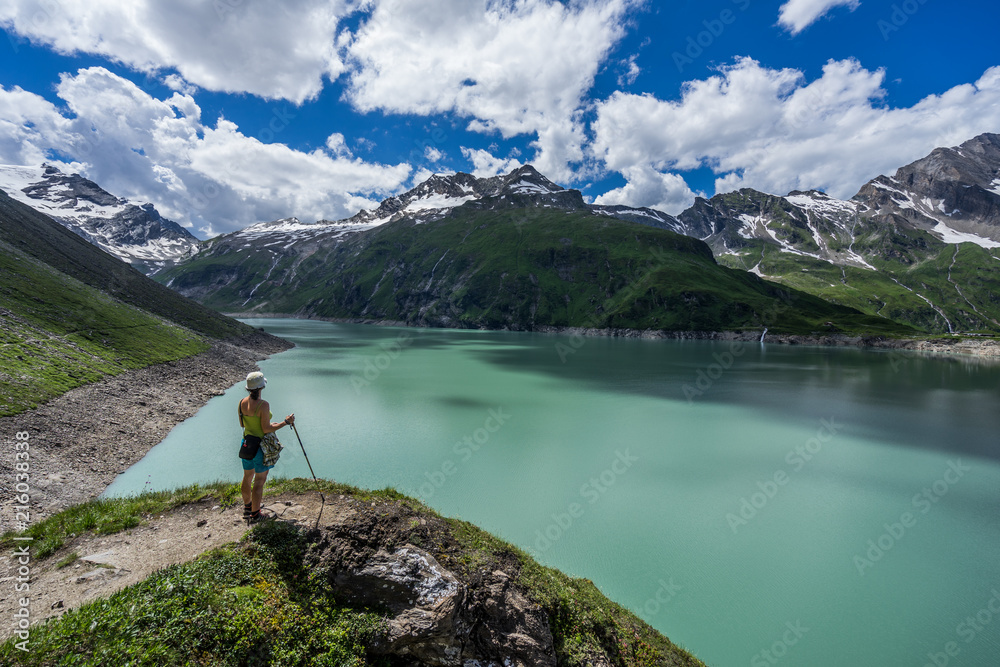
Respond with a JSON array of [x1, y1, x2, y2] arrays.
[[155, 166, 907, 336], [11, 133, 1000, 337]]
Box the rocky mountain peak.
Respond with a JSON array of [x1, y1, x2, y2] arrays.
[[21, 165, 123, 209], [0, 163, 199, 272], [853, 132, 1000, 244]]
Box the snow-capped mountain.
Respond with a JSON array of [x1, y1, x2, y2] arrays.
[[679, 188, 877, 270], [854, 133, 1000, 247], [210, 164, 696, 255], [0, 164, 200, 271], [680, 133, 1000, 271], [667, 133, 1000, 333], [350, 165, 589, 226]]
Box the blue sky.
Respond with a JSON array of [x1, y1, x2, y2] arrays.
[[0, 0, 997, 237]]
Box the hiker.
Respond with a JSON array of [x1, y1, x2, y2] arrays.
[[238, 371, 294, 523]]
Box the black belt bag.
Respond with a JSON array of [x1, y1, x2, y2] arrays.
[[239, 434, 262, 460]]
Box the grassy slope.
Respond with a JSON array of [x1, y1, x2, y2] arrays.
[[162, 206, 913, 336], [713, 206, 1000, 334], [0, 190, 266, 417], [718, 240, 1000, 334], [0, 240, 208, 416], [1, 479, 706, 667], [0, 190, 251, 341]]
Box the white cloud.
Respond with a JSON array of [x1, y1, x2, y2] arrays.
[[0, 0, 640, 186], [0, 0, 352, 103], [593, 165, 699, 214], [342, 0, 637, 182], [424, 146, 443, 163], [460, 147, 521, 178], [325, 132, 352, 157], [778, 0, 860, 35], [0, 67, 410, 235], [162, 74, 197, 95], [0, 84, 75, 166], [591, 58, 1000, 203], [618, 55, 641, 87]]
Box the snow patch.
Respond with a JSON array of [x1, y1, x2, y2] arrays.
[[404, 193, 476, 212], [785, 193, 857, 217], [508, 179, 562, 195], [931, 221, 1000, 249], [737, 214, 761, 239]]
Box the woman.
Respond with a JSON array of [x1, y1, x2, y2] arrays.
[[239, 371, 294, 523]]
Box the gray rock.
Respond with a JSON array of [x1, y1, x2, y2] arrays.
[[322, 543, 555, 667], [80, 550, 117, 566]]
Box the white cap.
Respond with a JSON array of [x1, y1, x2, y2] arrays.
[[246, 371, 267, 390]]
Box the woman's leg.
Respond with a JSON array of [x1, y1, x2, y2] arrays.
[[241, 468, 255, 506], [251, 470, 269, 512]]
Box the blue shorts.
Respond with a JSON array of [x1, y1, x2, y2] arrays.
[[241, 447, 274, 474]]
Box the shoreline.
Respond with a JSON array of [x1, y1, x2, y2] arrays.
[[0, 330, 292, 534], [225, 312, 1000, 361]]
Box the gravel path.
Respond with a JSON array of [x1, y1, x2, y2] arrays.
[[0, 491, 343, 640], [0, 330, 292, 534]]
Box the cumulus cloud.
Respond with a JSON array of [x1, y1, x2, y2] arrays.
[[0, 0, 352, 103], [778, 0, 860, 34], [0, 0, 640, 184], [593, 166, 699, 214], [591, 58, 1000, 203], [325, 132, 352, 157], [162, 74, 197, 95], [0, 67, 410, 236], [460, 147, 522, 178], [618, 55, 641, 87], [424, 146, 443, 163], [342, 0, 637, 182]]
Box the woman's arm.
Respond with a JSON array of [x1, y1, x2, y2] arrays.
[[258, 400, 295, 434]]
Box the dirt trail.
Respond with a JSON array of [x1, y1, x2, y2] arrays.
[[0, 491, 348, 639], [0, 331, 291, 534]]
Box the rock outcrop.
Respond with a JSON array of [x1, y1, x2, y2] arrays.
[[305, 509, 557, 666]]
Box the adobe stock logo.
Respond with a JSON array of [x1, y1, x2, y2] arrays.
[[852, 459, 971, 576], [726, 418, 842, 533], [672, 0, 752, 73], [533, 449, 639, 553]]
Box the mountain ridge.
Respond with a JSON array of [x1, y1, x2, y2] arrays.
[[0, 187, 286, 416], [0, 163, 200, 272], [157, 135, 1000, 336], [12, 133, 1000, 335]]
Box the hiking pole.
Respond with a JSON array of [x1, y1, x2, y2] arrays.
[[291, 423, 325, 503]]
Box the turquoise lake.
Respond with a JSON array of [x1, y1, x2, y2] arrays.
[[104, 319, 1000, 666]]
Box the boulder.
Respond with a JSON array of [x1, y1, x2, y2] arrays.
[[315, 540, 555, 666]]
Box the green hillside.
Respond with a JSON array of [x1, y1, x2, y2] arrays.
[[682, 186, 1000, 335], [0, 190, 267, 416], [716, 224, 1000, 334], [161, 206, 914, 336], [0, 241, 207, 416], [1, 479, 707, 666], [0, 190, 251, 340]]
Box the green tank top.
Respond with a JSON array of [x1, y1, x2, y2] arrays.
[[240, 400, 271, 439]]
